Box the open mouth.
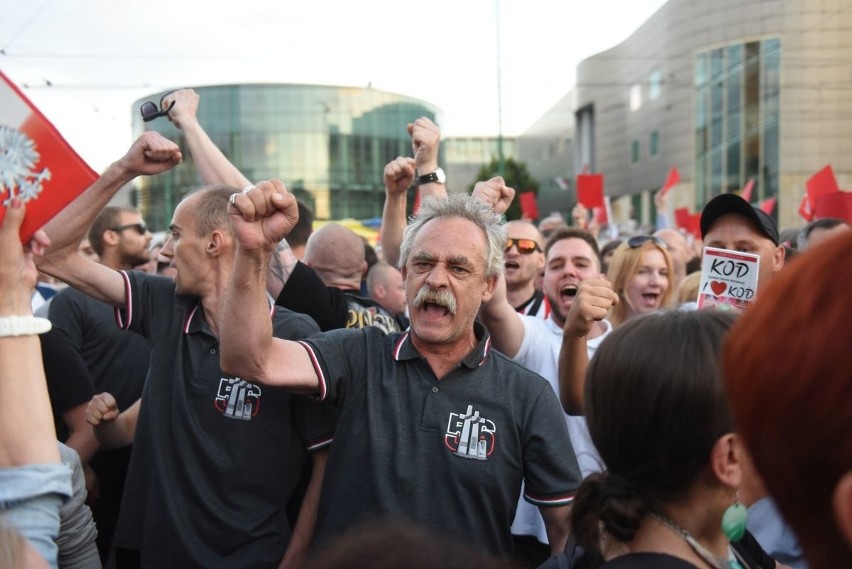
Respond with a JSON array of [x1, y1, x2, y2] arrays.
[[423, 302, 451, 317], [641, 292, 660, 305], [505, 260, 520, 270], [560, 284, 578, 301]]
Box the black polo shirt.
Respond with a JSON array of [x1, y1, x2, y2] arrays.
[[112, 271, 333, 568], [299, 324, 581, 557]]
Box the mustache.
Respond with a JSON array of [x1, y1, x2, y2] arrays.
[[411, 286, 457, 315]]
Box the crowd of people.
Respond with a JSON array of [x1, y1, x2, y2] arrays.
[[0, 89, 849, 569]]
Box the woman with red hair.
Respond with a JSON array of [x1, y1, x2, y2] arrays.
[[724, 231, 852, 569]]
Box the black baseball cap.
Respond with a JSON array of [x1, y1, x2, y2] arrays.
[[700, 193, 779, 245]]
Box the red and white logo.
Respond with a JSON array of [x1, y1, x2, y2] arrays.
[[215, 377, 262, 421], [445, 404, 496, 461]]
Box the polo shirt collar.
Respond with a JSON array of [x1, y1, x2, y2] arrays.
[[182, 293, 277, 335], [392, 321, 492, 368]]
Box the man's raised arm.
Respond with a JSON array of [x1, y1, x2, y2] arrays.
[[221, 180, 321, 393], [37, 132, 181, 306], [163, 89, 252, 189], [381, 117, 446, 267], [470, 177, 527, 356]]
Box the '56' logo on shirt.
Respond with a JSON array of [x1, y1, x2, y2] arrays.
[[215, 378, 261, 421], [444, 404, 496, 460]]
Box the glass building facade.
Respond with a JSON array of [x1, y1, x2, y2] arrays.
[[132, 84, 440, 230], [694, 38, 780, 208]]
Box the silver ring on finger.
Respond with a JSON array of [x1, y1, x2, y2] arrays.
[[228, 193, 240, 207]]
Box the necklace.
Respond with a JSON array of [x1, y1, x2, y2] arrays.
[[651, 513, 744, 569]]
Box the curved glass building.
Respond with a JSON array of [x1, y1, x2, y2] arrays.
[[131, 84, 440, 230]]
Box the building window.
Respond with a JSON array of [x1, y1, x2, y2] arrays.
[[649, 69, 662, 100], [650, 131, 660, 156], [694, 38, 780, 210], [629, 84, 642, 112], [631, 140, 640, 163]]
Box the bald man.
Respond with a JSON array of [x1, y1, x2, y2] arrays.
[[273, 224, 404, 333], [367, 262, 407, 319], [652, 228, 692, 292]]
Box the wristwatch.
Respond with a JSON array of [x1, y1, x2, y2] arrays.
[[415, 168, 446, 186]]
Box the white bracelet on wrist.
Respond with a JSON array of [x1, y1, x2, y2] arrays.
[[0, 316, 52, 337]]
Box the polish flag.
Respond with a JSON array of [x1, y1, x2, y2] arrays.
[[658, 167, 680, 199], [0, 71, 97, 241]]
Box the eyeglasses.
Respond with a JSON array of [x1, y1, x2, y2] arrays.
[[626, 235, 667, 250], [505, 238, 541, 255], [109, 223, 148, 235], [140, 99, 175, 122]]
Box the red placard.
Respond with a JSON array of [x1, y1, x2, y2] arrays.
[[576, 174, 604, 209], [0, 71, 98, 241], [518, 191, 540, 221], [674, 207, 691, 230]]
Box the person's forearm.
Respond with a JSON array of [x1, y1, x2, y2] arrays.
[[221, 248, 276, 379], [558, 334, 589, 415], [380, 192, 407, 268], [181, 120, 250, 189], [0, 336, 59, 466], [278, 450, 328, 569], [63, 424, 100, 466], [541, 505, 572, 555]]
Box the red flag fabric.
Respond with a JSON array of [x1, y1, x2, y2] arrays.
[[0, 71, 98, 241], [740, 178, 755, 202], [798, 194, 813, 222], [658, 167, 680, 199], [807, 165, 840, 202], [576, 174, 604, 209], [813, 192, 852, 223], [518, 191, 540, 221], [758, 197, 777, 215]]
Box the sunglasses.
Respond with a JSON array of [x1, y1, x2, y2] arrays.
[[110, 223, 148, 235], [140, 99, 176, 123], [505, 238, 541, 255], [627, 235, 667, 249]]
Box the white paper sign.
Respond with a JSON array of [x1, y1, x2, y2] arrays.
[[696, 247, 760, 311]]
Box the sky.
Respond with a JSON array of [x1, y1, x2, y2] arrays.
[[0, 0, 668, 171]]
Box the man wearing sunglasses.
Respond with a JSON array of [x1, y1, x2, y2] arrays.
[[503, 221, 549, 320], [38, 206, 152, 563]]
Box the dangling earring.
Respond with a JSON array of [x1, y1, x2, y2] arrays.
[[721, 492, 748, 542]]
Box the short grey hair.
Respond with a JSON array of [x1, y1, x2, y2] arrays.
[[398, 194, 506, 278]]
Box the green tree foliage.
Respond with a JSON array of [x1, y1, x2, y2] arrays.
[[468, 157, 540, 221]]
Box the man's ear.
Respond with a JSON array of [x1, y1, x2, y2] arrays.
[[773, 244, 786, 271], [207, 230, 228, 257], [833, 471, 852, 551], [373, 284, 386, 300], [102, 230, 119, 248], [481, 274, 498, 304]]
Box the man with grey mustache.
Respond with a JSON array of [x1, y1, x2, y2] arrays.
[[220, 180, 582, 560]]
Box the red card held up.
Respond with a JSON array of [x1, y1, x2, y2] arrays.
[[576, 174, 604, 209]]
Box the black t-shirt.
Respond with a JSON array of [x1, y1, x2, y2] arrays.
[[276, 261, 405, 332]]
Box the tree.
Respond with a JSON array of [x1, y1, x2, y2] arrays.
[[468, 157, 540, 221]]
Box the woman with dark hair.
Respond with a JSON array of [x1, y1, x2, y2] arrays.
[[570, 311, 778, 569]]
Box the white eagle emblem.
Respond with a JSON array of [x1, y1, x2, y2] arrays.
[[0, 125, 51, 206]]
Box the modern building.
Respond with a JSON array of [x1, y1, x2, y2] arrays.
[[516, 91, 575, 218], [132, 84, 440, 230], [571, 0, 852, 229], [443, 135, 519, 194]]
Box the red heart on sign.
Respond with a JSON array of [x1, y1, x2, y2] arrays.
[[710, 281, 727, 296]]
